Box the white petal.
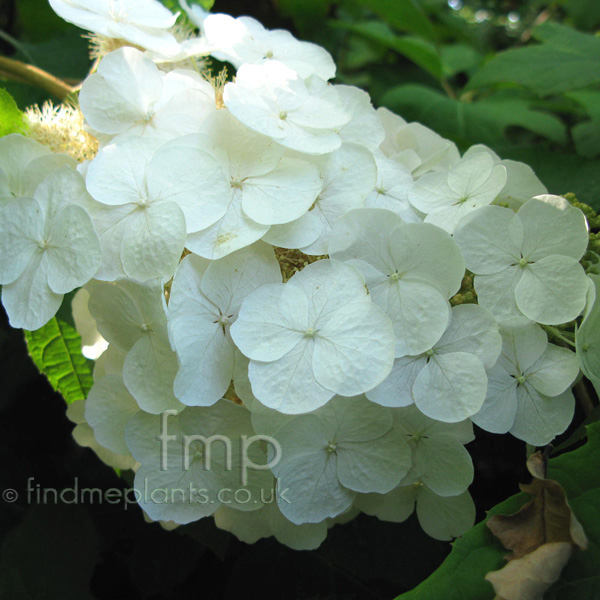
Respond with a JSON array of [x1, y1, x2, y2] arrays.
[[414, 435, 473, 497], [313, 302, 395, 396], [416, 487, 475, 540], [526, 344, 579, 397], [316, 394, 391, 442], [79, 48, 163, 135], [375, 279, 450, 357], [499, 160, 547, 208], [336, 85, 385, 151], [186, 189, 270, 260], [174, 332, 235, 407], [337, 427, 411, 493], [241, 157, 321, 225], [1, 251, 61, 330], [435, 304, 501, 369], [45, 205, 101, 294], [470, 365, 518, 434], [474, 266, 523, 321], [449, 154, 506, 205], [0, 197, 45, 284], [273, 417, 354, 524], [328, 207, 403, 275], [123, 335, 182, 413], [148, 144, 232, 232], [230, 283, 308, 362], [287, 259, 368, 323], [355, 486, 416, 523], [390, 223, 465, 297], [262, 210, 322, 249], [248, 339, 334, 414], [413, 352, 488, 422], [510, 385, 575, 446], [453, 205, 523, 275], [366, 355, 427, 407], [120, 201, 186, 281], [300, 144, 376, 255], [409, 172, 453, 214], [86, 137, 157, 206], [87, 279, 158, 351], [498, 317, 548, 373], [515, 256, 588, 325], [201, 242, 282, 315], [519, 196, 589, 262], [85, 375, 139, 455]]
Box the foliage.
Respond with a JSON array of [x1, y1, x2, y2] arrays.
[[0, 88, 27, 136], [395, 421, 600, 599], [23, 303, 93, 404], [281, 0, 600, 208]]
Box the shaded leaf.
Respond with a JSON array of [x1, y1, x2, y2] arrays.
[[348, 0, 435, 41], [332, 20, 442, 80], [566, 90, 600, 122], [24, 316, 93, 404], [498, 147, 600, 210], [572, 121, 600, 158], [467, 23, 600, 96], [381, 84, 567, 147], [441, 44, 481, 77]]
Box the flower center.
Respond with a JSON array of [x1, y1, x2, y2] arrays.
[[326, 441, 337, 453], [279, 111, 288, 120]]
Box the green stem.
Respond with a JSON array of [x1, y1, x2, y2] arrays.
[[542, 325, 576, 348]]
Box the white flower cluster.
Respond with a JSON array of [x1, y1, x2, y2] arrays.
[[0, 0, 592, 549]]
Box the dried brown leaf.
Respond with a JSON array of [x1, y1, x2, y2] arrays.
[[485, 542, 572, 600], [484, 451, 587, 600]]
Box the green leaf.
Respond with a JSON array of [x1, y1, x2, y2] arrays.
[[347, 0, 436, 41], [563, 0, 600, 30], [566, 90, 600, 122], [0, 89, 27, 137], [572, 121, 600, 158], [498, 146, 600, 211], [396, 421, 600, 599], [275, 0, 331, 34], [467, 23, 600, 96], [440, 43, 480, 77], [381, 84, 567, 147], [333, 20, 442, 79], [24, 316, 93, 404]]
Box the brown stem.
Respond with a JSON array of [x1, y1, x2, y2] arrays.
[[575, 379, 594, 417], [441, 78, 456, 100], [0, 56, 75, 100]]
